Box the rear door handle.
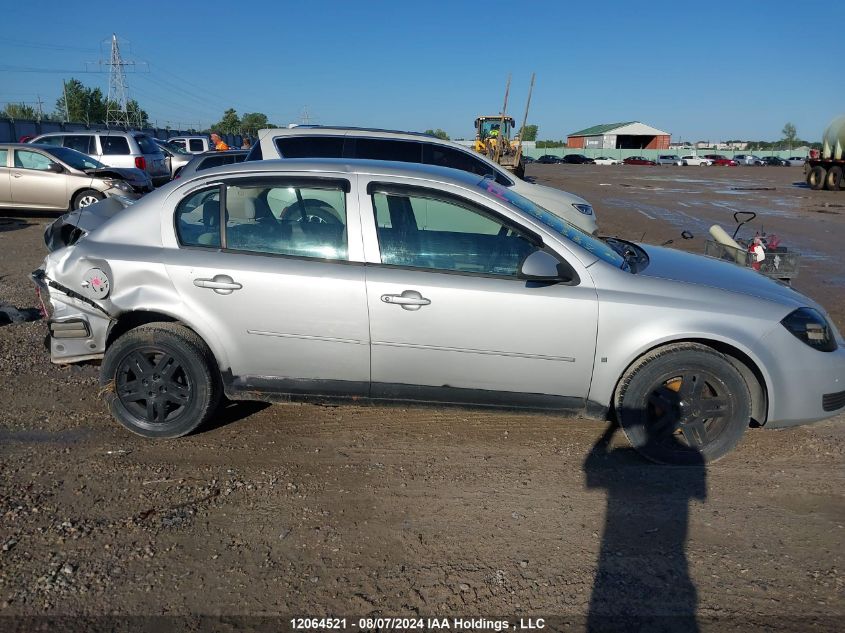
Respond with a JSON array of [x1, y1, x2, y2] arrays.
[[193, 274, 242, 295], [381, 290, 430, 311]]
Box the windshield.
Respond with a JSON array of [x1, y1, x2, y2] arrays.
[[43, 146, 104, 170], [157, 140, 190, 155], [477, 177, 626, 269]]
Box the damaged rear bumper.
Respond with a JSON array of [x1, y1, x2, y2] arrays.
[[31, 269, 112, 364]]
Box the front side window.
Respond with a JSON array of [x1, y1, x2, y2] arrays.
[[422, 144, 511, 186], [188, 139, 205, 152], [170, 139, 187, 150], [100, 136, 130, 155], [275, 136, 345, 158], [371, 187, 537, 276], [175, 187, 221, 248], [224, 180, 348, 261], [0, 149, 7, 167], [14, 149, 55, 171], [64, 135, 94, 154], [354, 138, 422, 163]]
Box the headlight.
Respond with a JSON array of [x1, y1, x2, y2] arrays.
[[573, 203, 593, 216], [104, 179, 132, 192], [781, 308, 838, 352]]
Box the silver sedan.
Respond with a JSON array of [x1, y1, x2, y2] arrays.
[[33, 159, 845, 463]]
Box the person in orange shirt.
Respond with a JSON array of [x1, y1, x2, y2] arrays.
[[210, 132, 229, 151]]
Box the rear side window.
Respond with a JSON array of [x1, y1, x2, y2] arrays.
[[134, 135, 158, 154], [100, 136, 130, 155], [354, 138, 422, 163], [423, 144, 511, 185], [196, 154, 245, 171], [64, 135, 94, 154], [275, 136, 344, 158], [0, 149, 7, 167], [36, 136, 63, 147], [170, 139, 187, 150], [189, 139, 205, 152], [175, 187, 221, 248]]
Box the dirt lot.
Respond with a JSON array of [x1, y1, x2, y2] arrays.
[[1, 165, 843, 631]]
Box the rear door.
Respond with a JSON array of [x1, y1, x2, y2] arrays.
[[360, 180, 598, 408], [165, 174, 371, 396], [0, 149, 11, 204]]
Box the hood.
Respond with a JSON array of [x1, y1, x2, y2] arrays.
[[88, 167, 150, 184], [519, 180, 590, 206], [638, 244, 813, 309]]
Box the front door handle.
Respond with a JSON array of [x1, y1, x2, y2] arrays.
[[12, 173, 22, 178], [381, 289, 430, 311], [193, 274, 242, 295]]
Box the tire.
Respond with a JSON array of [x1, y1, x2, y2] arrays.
[[614, 343, 751, 464], [807, 165, 827, 190], [824, 166, 842, 191], [72, 189, 104, 210], [100, 323, 221, 438]]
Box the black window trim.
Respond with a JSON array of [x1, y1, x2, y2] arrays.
[[273, 134, 347, 159]]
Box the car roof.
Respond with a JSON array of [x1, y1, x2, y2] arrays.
[[179, 157, 494, 190], [259, 126, 439, 141]]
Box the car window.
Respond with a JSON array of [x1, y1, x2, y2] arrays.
[[371, 187, 537, 276], [0, 149, 7, 167], [354, 138, 422, 163], [14, 149, 55, 171], [134, 135, 158, 154], [175, 187, 222, 248], [170, 139, 187, 150], [63, 135, 94, 154], [100, 136, 130, 155], [422, 144, 511, 186], [36, 136, 63, 147], [244, 141, 263, 161], [224, 181, 348, 261], [275, 136, 344, 158], [189, 139, 205, 152]]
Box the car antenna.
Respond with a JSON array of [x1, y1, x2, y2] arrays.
[[640, 232, 646, 241]]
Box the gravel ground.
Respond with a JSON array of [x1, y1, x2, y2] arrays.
[[0, 166, 843, 631]]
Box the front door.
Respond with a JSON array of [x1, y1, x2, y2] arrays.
[[10, 148, 68, 209], [362, 184, 598, 408], [165, 176, 370, 397]]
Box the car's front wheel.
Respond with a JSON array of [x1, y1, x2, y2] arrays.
[[101, 323, 221, 438], [72, 189, 104, 210], [615, 343, 751, 464]]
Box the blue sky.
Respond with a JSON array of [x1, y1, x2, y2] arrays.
[[1, 0, 841, 141]]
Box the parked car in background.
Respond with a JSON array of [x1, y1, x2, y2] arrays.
[[31, 131, 170, 186], [704, 154, 738, 166], [784, 156, 807, 167], [0, 143, 149, 211], [655, 154, 683, 166], [734, 154, 765, 166], [154, 139, 193, 179], [623, 156, 658, 166], [561, 154, 595, 165], [173, 149, 249, 180], [680, 155, 713, 166], [593, 156, 621, 165], [249, 127, 597, 233], [760, 156, 789, 167], [34, 158, 845, 464], [522, 155, 536, 164], [536, 154, 561, 164], [167, 136, 212, 154]]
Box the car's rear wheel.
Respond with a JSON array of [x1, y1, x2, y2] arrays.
[[825, 166, 842, 191], [807, 165, 827, 190], [101, 323, 221, 438], [72, 189, 104, 210], [615, 343, 751, 464]]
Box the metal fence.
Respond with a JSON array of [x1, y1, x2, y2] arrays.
[[0, 118, 248, 148], [522, 146, 807, 160]]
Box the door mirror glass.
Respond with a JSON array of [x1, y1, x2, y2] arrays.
[[518, 250, 573, 283]]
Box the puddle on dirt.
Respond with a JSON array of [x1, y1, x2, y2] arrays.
[[0, 427, 94, 445]]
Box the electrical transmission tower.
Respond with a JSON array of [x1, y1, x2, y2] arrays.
[[102, 34, 139, 128]]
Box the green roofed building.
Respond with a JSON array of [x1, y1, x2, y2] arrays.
[[567, 121, 670, 150]]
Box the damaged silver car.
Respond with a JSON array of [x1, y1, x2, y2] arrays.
[[32, 159, 845, 463]]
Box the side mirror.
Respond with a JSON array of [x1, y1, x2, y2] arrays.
[[47, 163, 64, 173], [518, 250, 575, 283]]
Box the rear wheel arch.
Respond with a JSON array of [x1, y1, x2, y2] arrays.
[[612, 338, 768, 426]]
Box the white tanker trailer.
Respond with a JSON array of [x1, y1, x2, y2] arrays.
[[806, 115, 845, 191]]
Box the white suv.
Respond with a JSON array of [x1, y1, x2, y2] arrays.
[[680, 155, 713, 166], [248, 127, 598, 233]]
